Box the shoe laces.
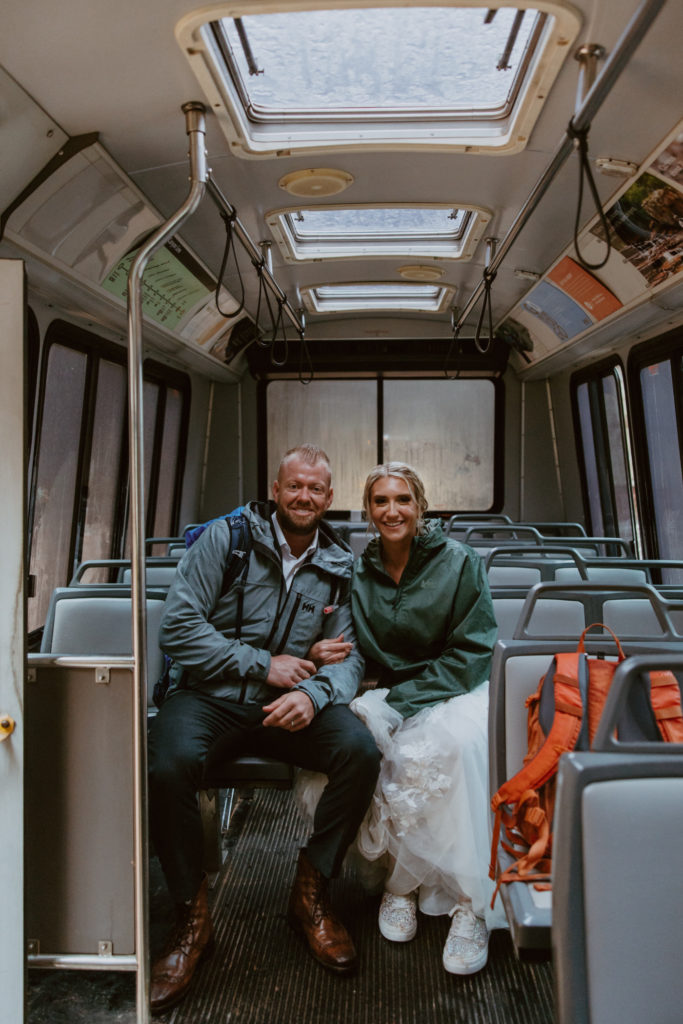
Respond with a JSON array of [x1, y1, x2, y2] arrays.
[[162, 904, 198, 958], [448, 905, 477, 940]]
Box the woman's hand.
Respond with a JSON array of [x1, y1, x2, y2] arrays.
[[307, 633, 352, 668]]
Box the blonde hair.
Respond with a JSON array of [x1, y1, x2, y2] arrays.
[[362, 462, 429, 533]]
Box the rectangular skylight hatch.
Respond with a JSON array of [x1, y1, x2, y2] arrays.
[[267, 204, 491, 261], [301, 281, 455, 313], [176, 3, 580, 155]]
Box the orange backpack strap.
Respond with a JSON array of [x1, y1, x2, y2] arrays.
[[491, 652, 584, 815], [489, 652, 585, 888], [649, 670, 683, 743]]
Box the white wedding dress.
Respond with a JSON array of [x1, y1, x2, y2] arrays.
[[295, 682, 507, 931]]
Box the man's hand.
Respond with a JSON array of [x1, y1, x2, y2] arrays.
[[266, 654, 316, 689], [262, 690, 315, 731], [307, 633, 352, 668]]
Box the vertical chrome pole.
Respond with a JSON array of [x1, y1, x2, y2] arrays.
[[126, 101, 207, 1024]]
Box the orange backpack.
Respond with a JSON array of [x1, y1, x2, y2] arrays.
[[489, 623, 683, 900]]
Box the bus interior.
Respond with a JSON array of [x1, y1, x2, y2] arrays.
[[1, 0, 682, 1021]]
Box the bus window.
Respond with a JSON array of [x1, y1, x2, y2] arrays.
[[27, 324, 189, 631], [266, 379, 376, 510], [28, 340, 88, 631], [383, 379, 496, 510], [629, 330, 683, 572], [571, 359, 636, 544], [263, 377, 501, 512], [79, 359, 127, 576]]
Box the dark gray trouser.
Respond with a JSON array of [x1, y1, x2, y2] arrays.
[[148, 688, 381, 904]]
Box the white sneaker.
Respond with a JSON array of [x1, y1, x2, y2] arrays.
[[378, 890, 418, 942], [442, 905, 489, 975]]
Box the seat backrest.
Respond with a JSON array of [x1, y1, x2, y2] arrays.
[[487, 564, 542, 588], [349, 531, 371, 557], [554, 565, 648, 584], [553, 747, 683, 1024], [121, 564, 177, 586], [492, 597, 585, 642], [602, 598, 683, 637], [489, 635, 683, 793], [41, 588, 166, 705]]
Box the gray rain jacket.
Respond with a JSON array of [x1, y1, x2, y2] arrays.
[[158, 502, 364, 713]]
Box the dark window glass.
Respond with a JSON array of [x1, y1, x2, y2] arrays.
[[28, 344, 87, 630], [571, 362, 635, 544], [28, 323, 190, 628]]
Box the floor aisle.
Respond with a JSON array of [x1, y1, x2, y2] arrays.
[[28, 788, 555, 1024]]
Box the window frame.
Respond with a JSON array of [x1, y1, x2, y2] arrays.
[[257, 373, 504, 513], [266, 203, 491, 263], [175, 1, 581, 156], [627, 328, 683, 560], [570, 356, 639, 549]]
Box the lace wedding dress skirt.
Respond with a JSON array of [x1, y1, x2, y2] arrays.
[[295, 683, 506, 930]]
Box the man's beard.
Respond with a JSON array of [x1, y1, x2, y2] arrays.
[[276, 505, 324, 536]]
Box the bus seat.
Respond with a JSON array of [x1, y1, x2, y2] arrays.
[[121, 564, 178, 586], [487, 565, 542, 587], [602, 598, 683, 637], [553, 654, 683, 1024], [554, 565, 648, 584], [349, 531, 371, 557], [41, 587, 167, 706], [489, 635, 683, 956], [492, 597, 585, 641]]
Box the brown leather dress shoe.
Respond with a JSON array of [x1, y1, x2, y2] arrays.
[[288, 849, 358, 974], [150, 875, 214, 1014]]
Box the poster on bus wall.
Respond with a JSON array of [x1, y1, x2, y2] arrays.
[[501, 255, 622, 355], [589, 132, 683, 288]]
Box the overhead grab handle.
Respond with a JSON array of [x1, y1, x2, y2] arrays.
[[568, 44, 612, 271], [474, 237, 498, 355]]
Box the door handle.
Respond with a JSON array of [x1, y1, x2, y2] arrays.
[[0, 716, 15, 741]]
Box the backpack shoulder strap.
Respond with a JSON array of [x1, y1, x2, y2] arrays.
[[649, 671, 683, 742], [219, 513, 251, 597], [491, 652, 585, 814]]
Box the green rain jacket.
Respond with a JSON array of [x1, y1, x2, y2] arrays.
[[351, 519, 497, 719]]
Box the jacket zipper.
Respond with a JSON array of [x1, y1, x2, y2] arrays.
[[273, 592, 302, 655]]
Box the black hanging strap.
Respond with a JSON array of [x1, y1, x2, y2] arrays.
[[474, 267, 497, 355], [567, 119, 612, 271], [215, 211, 246, 319]]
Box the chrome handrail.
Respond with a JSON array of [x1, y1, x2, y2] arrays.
[[126, 100, 207, 1024]]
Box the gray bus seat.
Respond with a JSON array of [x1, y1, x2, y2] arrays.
[[553, 654, 683, 1024], [465, 527, 632, 557], [487, 564, 542, 587], [349, 531, 372, 557], [41, 587, 167, 706], [491, 596, 585, 641], [489, 596, 683, 956], [71, 558, 178, 587], [554, 565, 648, 584]]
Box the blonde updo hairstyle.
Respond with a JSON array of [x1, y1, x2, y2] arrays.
[[362, 462, 429, 535]]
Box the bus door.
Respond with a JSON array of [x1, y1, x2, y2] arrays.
[[0, 259, 27, 1024]]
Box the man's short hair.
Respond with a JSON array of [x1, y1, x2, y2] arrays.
[[279, 444, 331, 478]]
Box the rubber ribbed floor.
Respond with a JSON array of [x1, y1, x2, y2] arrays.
[[167, 789, 555, 1024]]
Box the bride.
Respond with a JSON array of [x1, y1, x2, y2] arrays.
[[304, 461, 505, 974]]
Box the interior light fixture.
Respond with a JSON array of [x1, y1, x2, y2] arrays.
[[595, 157, 639, 178], [278, 168, 354, 197], [398, 265, 445, 281]]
